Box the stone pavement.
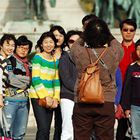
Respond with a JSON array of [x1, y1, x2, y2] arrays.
[[24, 121, 118, 140], [24, 127, 54, 140]]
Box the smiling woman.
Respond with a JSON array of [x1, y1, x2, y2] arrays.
[[2, 35, 32, 140], [0, 34, 16, 108], [29, 31, 61, 140]]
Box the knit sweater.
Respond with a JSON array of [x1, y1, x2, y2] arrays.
[[29, 53, 60, 101], [0, 55, 8, 95]]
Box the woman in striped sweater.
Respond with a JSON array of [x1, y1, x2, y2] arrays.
[[29, 31, 60, 140]]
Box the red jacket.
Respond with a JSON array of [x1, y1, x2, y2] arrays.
[[119, 42, 137, 82]]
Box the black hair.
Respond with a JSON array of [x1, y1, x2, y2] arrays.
[[37, 31, 57, 52], [66, 30, 82, 44], [82, 14, 98, 26], [135, 39, 140, 49], [0, 33, 16, 46], [119, 19, 137, 30], [50, 25, 66, 49], [83, 19, 111, 48], [16, 35, 32, 54]]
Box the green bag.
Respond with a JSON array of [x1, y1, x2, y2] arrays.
[[49, 0, 56, 8]]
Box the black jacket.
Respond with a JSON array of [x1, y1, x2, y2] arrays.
[[59, 51, 77, 101], [121, 62, 140, 110]]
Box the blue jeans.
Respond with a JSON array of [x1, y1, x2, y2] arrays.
[[131, 105, 140, 140], [3, 100, 29, 140]]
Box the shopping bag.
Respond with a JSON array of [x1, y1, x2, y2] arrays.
[[0, 109, 12, 140]]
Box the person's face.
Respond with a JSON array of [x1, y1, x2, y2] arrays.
[[16, 45, 29, 58], [68, 34, 80, 49], [42, 37, 55, 53], [121, 23, 136, 42], [136, 45, 140, 60], [0, 40, 15, 58], [53, 30, 64, 47]]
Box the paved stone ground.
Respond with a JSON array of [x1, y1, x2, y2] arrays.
[[24, 127, 36, 140], [24, 121, 118, 140], [24, 127, 54, 140]]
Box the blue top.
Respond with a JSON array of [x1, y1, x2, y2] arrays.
[[115, 67, 122, 105]]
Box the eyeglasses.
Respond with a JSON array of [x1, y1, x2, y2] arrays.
[[18, 46, 29, 51], [122, 28, 135, 32], [68, 39, 75, 44]]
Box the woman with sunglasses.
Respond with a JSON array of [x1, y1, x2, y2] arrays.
[[59, 30, 82, 140]]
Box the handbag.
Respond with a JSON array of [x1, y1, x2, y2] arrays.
[[0, 109, 12, 140], [38, 97, 53, 109], [77, 47, 108, 104]]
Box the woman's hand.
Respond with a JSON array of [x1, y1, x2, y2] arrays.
[[0, 94, 4, 108], [45, 96, 53, 108], [51, 98, 58, 109]]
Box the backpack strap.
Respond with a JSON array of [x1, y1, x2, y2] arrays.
[[85, 47, 108, 64]]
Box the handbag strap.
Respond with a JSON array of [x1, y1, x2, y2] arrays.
[[85, 47, 108, 64]]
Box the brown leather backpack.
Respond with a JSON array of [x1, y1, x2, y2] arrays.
[[77, 47, 108, 104]]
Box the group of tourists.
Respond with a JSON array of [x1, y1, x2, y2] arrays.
[[0, 14, 140, 140]]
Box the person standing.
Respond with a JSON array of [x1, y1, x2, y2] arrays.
[[29, 31, 60, 140], [116, 19, 137, 140], [70, 19, 123, 140], [121, 39, 140, 139], [50, 25, 67, 139], [59, 30, 81, 140], [3, 35, 32, 140], [0, 34, 16, 108]]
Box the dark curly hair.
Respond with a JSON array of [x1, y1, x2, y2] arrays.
[[83, 19, 111, 48]]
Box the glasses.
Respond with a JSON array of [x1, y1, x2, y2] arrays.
[[18, 46, 29, 51], [122, 28, 135, 32], [68, 39, 75, 44]]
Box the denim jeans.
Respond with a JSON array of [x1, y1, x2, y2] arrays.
[[131, 105, 140, 140], [31, 98, 62, 140], [3, 100, 29, 140]]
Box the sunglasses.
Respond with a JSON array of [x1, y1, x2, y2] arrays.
[[122, 28, 135, 32], [68, 39, 75, 44]]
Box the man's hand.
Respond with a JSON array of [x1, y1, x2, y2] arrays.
[[125, 110, 131, 118]]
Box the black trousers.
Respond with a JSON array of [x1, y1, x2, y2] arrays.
[[116, 118, 131, 140], [72, 102, 115, 140], [31, 98, 62, 140]]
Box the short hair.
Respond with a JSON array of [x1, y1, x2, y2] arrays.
[[83, 19, 111, 48], [66, 30, 82, 42], [37, 31, 57, 52], [50, 25, 67, 49], [0, 33, 16, 46], [135, 39, 140, 49], [16, 35, 32, 54], [82, 14, 98, 26], [119, 19, 137, 30]]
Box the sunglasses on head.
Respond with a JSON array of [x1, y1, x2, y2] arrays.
[[122, 28, 135, 32], [68, 39, 75, 44]]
